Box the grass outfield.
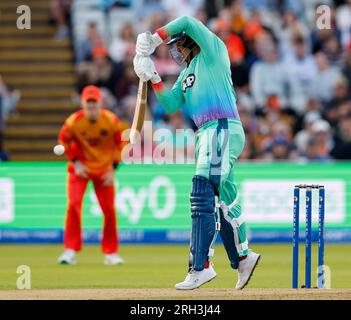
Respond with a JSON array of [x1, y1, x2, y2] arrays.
[[1, 243, 351, 292]]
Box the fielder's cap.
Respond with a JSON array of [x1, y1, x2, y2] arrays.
[[166, 32, 187, 45], [81, 85, 102, 102]]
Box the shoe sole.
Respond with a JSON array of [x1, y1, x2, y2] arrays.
[[236, 255, 261, 290], [104, 261, 124, 265], [175, 274, 217, 290]]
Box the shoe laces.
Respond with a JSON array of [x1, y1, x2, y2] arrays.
[[184, 268, 199, 281]]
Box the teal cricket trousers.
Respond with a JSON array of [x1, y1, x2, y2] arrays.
[[195, 118, 249, 260]]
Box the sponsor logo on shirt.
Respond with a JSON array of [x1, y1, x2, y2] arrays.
[[182, 74, 196, 92]]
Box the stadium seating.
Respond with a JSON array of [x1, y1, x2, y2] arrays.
[[0, 0, 77, 161]]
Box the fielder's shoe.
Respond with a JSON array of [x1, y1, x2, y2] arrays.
[[175, 263, 217, 290], [57, 249, 77, 265], [104, 253, 125, 265], [235, 251, 261, 290]]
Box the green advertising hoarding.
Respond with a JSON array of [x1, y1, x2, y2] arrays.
[[0, 162, 350, 243]]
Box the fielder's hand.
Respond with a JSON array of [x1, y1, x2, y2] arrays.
[[101, 170, 115, 187], [74, 161, 89, 179], [133, 55, 161, 84], [136, 31, 163, 56]]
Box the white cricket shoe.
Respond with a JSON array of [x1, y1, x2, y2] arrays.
[[175, 264, 217, 290], [104, 253, 125, 265], [235, 251, 261, 290], [58, 249, 77, 265]]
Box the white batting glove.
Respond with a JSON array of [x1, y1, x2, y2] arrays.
[[133, 55, 161, 84], [136, 31, 163, 56], [133, 55, 151, 82]]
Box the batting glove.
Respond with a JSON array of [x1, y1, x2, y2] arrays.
[[133, 55, 161, 84], [136, 31, 163, 56]]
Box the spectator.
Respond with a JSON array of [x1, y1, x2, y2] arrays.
[[295, 111, 321, 154], [0, 76, 20, 161], [336, 0, 351, 48], [284, 35, 317, 105], [331, 109, 351, 159], [50, 0, 72, 40], [228, 0, 247, 34], [250, 40, 304, 113], [113, 45, 139, 101], [277, 10, 309, 58], [76, 22, 105, 63], [238, 134, 255, 161], [110, 23, 136, 63], [76, 46, 121, 94], [0, 137, 8, 161], [114, 61, 139, 101], [104, 0, 132, 9], [213, 19, 246, 64], [0, 76, 20, 122], [302, 136, 331, 162], [324, 76, 351, 117], [309, 51, 341, 103], [162, 0, 202, 19], [204, 0, 231, 20], [212, 16, 249, 93], [342, 49, 351, 92], [250, 40, 279, 108], [309, 119, 333, 159], [322, 33, 344, 67], [69, 2, 351, 161], [264, 135, 297, 161]]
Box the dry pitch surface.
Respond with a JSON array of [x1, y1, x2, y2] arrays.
[[1, 288, 351, 300]]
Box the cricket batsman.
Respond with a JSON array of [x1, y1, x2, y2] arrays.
[[57, 85, 125, 265], [133, 16, 260, 289]]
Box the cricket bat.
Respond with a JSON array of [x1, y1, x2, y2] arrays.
[[129, 80, 148, 144]]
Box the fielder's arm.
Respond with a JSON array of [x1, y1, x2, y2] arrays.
[[112, 115, 125, 168], [58, 121, 82, 161]]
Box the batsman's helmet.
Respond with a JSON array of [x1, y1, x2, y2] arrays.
[[166, 32, 198, 65]]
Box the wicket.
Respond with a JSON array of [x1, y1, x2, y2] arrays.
[[292, 184, 325, 289]]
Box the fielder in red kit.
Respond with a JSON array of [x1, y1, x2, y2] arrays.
[[57, 85, 125, 265]]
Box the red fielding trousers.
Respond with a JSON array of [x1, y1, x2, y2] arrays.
[[64, 170, 118, 254]]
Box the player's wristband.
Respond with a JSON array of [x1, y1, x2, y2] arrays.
[[151, 81, 164, 91], [155, 28, 168, 41]]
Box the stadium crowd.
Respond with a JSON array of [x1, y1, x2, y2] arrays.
[[2, 0, 351, 162], [73, 0, 351, 162]]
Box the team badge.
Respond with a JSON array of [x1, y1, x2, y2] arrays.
[[182, 74, 196, 92]]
